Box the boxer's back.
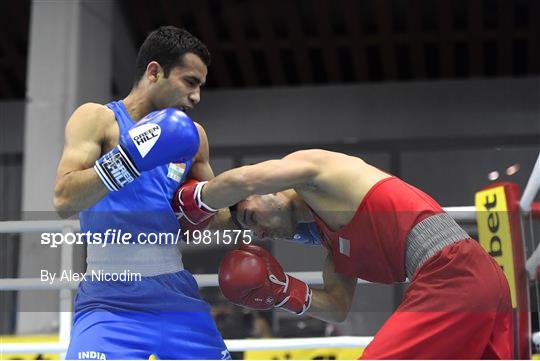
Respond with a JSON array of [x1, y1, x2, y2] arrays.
[[295, 150, 391, 231]]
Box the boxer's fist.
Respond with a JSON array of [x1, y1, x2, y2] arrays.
[[219, 244, 312, 315], [95, 108, 199, 191], [172, 179, 217, 232], [121, 108, 199, 170]]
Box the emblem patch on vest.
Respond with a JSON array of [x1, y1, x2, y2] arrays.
[[339, 237, 350, 257], [167, 163, 186, 182]]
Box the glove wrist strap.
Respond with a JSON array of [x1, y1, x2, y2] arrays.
[[94, 145, 140, 191], [177, 181, 217, 225], [194, 181, 218, 212], [272, 274, 312, 315]]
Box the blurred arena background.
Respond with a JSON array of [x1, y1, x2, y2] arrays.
[[0, 0, 539, 359]]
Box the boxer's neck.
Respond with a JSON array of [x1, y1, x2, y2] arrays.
[[291, 195, 314, 223], [123, 87, 153, 122]]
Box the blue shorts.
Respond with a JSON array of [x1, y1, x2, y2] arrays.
[[65, 270, 230, 360]]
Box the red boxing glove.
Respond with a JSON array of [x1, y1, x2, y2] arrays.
[[219, 244, 312, 315], [172, 179, 217, 231]]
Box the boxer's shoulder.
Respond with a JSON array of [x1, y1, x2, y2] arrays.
[[282, 150, 332, 175], [285, 149, 334, 162], [64, 103, 117, 150], [191, 122, 209, 164], [193, 122, 208, 150], [67, 103, 115, 133], [72, 102, 114, 121], [193, 121, 205, 132], [285, 150, 366, 172]]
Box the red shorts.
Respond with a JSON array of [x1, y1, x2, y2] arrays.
[[361, 239, 513, 359]]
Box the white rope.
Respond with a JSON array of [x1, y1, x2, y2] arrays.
[[524, 210, 540, 348], [0, 278, 78, 291], [0, 342, 70, 354], [0, 207, 472, 291], [520, 151, 540, 212], [533, 331, 540, 348], [526, 230, 540, 280], [0, 336, 373, 354], [0, 208, 474, 292], [0, 206, 497, 357], [0, 272, 374, 291], [0, 206, 476, 237], [225, 336, 373, 351], [442, 206, 477, 222], [0, 220, 80, 233]]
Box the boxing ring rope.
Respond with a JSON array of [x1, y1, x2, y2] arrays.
[[520, 152, 540, 213], [0, 336, 375, 353], [0, 206, 476, 293], [0, 205, 535, 355], [523, 152, 540, 359], [0, 273, 375, 292]]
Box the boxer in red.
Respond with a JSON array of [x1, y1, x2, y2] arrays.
[[175, 149, 514, 359]]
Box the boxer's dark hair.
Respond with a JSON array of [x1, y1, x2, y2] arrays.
[[229, 204, 244, 230], [134, 26, 211, 85]]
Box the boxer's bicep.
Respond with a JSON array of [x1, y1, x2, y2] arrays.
[[203, 156, 319, 209], [239, 158, 319, 194], [189, 161, 214, 181], [54, 103, 112, 216], [308, 253, 357, 323], [322, 253, 357, 311]]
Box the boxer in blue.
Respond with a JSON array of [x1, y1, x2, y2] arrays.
[[54, 26, 230, 359]]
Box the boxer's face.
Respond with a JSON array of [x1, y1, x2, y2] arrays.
[[152, 53, 207, 111], [237, 193, 296, 240]]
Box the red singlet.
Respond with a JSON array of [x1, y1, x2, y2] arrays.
[[312, 177, 514, 359]]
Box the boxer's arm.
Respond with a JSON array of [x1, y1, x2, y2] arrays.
[[202, 150, 320, 209], [187, 123, 214, 181], [53, 103, 112, 218], [185, 123, 237, 230], [307, 253, 357, 323]]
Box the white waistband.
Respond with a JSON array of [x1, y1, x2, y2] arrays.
[[86, 243, 184, 277]]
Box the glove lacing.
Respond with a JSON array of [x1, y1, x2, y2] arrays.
[[268, 273, 312, 315]]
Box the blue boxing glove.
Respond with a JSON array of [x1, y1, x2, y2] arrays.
[[291, 222, 322, 246], [94, 108, 199, 191]]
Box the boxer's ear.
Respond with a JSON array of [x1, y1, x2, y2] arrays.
[[146, 61, 161, 82]]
